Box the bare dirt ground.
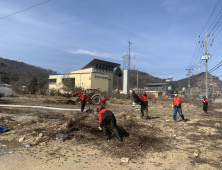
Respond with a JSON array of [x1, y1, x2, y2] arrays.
[[0, 95, 222, 170]]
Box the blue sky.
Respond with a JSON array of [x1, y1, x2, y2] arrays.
[[0, 0, 222, 81]]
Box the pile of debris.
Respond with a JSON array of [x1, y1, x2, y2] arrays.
[[132, 90, 141, 104], [1, 108, 169, 159], [109, 98, 132, 105]]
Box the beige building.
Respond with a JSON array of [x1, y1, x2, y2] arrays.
[[48, 59, 120, 94]]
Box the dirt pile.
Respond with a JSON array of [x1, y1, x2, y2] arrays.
[[109, 98, 132, 105], [1, 108, 168, 159]]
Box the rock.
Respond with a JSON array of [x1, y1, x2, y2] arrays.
[[25, 143, 32, 148], [56, 134, 68, 143], [19, 137, 25, 143], [39, 142, 46, 146], [215, 123, 220, 126], [194, 153, 198, 158], [120, 157, 130, 163], [39, 133, 43, 137]]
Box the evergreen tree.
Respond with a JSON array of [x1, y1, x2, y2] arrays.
[[28, 75, 38, 94], [114, 66, 122, 90], [62, 78, 75, 93]]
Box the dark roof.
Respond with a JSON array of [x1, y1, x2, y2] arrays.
[[82, 59, 120, 69], [145, 83, 167, 86]]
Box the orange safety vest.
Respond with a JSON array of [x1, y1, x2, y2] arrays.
[[173, 96, 181, 107]]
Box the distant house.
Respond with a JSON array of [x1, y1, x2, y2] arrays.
[[144, 83, 174, 94]]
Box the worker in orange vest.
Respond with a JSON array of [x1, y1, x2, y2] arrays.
[[141, 91, 149, 119], [102, 95, 107, 107], [203, 96, 208, 113], [97, 104, 122, 142], [172, 91, 185, 122], [79, 91, 88, 113]]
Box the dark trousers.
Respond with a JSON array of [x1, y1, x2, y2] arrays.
[[81, 103, 85, 112], [102, 116, 120, 138], [203, 104, 208, 113], [173, 107, 184, 121], [141, 105, 148, 117], [102, 101, 106, 107]]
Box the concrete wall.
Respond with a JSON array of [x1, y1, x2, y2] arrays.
[[91, 73, 109, 93], [49, 73, 92, 93], [93, 68, 114, 94], [49, 68, 113, 94]]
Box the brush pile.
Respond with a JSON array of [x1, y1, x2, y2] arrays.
[[132, 90, 141, 104]]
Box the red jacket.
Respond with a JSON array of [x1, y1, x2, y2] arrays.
[[79, 94, 88, 104], [203, 98, 208, 104], [98, 107, 114, 125], [102, 97, 107, 102], [141, 94, 148, 106]]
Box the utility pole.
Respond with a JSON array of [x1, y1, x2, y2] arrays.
[[200, 29, 214, 99], [137, 69, 138, 93], [186, 67, 193, 97], [127, 38, 132, 70]]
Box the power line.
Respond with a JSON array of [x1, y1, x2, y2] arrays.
[[199, 0, 221, 36], [207, 9, 222, 32], [0, 34, 191, 77], [0, 0, 51, 20], [189, 0, 221, 69], [212, 40, 222, 55]]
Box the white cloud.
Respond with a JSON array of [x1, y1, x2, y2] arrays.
[[68, 49, 122, 61]]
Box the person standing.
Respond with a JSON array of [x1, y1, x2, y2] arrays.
[[102, 95, 107, 107], [140, 91, 148, 119], [97, 105, 122, 142], [172, 91, 185, 122], [203, 96, 208, 113], [79, 91, 88, 113]]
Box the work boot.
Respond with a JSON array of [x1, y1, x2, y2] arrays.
[[103, 136, 108, 141], [145, 115, 149, 120], [117, 137, 122, 142]]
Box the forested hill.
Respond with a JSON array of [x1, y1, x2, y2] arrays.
[[174, 72, 222, 91], [0, 57, 57, 85]]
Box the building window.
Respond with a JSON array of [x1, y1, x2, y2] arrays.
[[49, 79, 56, 84], [168, 86, 173, 90], [158, 87, 163, 90], [62, 78, 75, 86]]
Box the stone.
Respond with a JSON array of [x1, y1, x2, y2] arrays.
[[39, 142, 46, 146], [19, 137, 25, 143], [56, 134, 68, 143], [25, 143, 32, 148], [120, 157, 129, 163], [194, 153, 198, 158], [39, 133, 43, 137]]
